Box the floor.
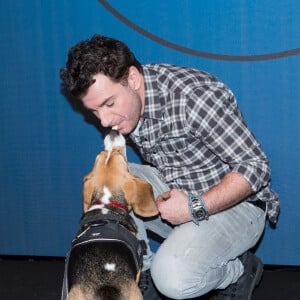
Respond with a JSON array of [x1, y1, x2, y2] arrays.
[[0, 256, 299, 300]]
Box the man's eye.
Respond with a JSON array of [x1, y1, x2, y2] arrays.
[[105, 101, 114, 107]]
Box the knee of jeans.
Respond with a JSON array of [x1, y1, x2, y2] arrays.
[[150, 253, 206, 299], [151, 264, 185, 299]]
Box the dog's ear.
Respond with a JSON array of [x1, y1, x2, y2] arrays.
[[82, 173, 94, 212], [122, 176, 159, 217], [82, 152, 106, 212]]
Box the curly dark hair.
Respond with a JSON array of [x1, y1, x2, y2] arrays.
[[60, 35, 143, 97]]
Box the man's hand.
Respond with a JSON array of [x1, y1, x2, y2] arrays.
[[156, 189, 192, 225]]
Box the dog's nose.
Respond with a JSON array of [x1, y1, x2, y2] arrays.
[[110, 129, 120, 139], [104, 129, 126, 151]]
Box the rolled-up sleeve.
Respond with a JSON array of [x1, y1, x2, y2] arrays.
[[187, 83, 270, 193]]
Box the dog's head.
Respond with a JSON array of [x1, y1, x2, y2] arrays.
[[83, 130, 159, 218]]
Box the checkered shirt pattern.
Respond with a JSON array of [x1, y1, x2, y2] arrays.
[[129, 64, 279, 223]]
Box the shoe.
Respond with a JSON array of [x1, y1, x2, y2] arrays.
[[211, 252, 263, 300], [139, 269, 162, 300]]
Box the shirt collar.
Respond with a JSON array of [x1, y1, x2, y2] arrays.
[[142, 65, 164, 120], [132, 120, 142, 137]]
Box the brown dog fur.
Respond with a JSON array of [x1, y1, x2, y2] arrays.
[[82, 146, 158, 217], [67, 134, 158, 300]]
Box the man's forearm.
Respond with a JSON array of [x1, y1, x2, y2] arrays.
[[202, 172, 253, 215]]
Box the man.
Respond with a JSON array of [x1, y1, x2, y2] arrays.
[[60, 34, 279, 299]]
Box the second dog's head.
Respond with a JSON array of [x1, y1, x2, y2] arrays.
[[83, 130, 159, 217]]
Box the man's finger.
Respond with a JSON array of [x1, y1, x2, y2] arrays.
[[156, 191, 171, 202]]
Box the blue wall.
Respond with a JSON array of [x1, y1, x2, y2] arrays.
[[0, 1, 299, 265]]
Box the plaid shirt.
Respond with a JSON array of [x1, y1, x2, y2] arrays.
[[129, 64, 279, 223]]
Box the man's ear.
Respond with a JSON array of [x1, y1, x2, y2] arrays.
[[128, 66, 142, 91], [122, 176, 159, 217]]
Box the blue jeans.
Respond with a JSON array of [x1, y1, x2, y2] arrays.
[[61, 163, 266, 299]]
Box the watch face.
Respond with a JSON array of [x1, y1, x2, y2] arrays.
[[194, 208, 206, 220], [191, 197, 208, 221]]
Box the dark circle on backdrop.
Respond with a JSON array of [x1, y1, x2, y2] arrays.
[[99, 0, 300, 62]]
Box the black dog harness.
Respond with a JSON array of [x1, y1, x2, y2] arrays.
[[65, 206, 147, 292]]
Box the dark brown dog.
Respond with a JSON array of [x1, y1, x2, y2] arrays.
[[66, 130, 158, 300]]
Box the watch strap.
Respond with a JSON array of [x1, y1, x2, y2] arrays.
[[188, 193, 209, 224]]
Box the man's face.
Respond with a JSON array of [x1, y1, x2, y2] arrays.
[[81, 71, 143, 135]]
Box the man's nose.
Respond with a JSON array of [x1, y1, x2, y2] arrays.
[[97, 109, 111, 127]]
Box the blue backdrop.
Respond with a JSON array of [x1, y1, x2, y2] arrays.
[[0, 1, 299, 265]]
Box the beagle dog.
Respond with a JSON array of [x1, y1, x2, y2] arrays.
[[66, 130, 158, 300]]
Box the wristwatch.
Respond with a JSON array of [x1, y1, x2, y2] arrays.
[[188, 194, 209, 225]]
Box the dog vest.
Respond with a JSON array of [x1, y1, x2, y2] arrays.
[[65, 211, 146, 291]]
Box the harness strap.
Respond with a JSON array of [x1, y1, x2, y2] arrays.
[[79, 210, 138, 233]]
